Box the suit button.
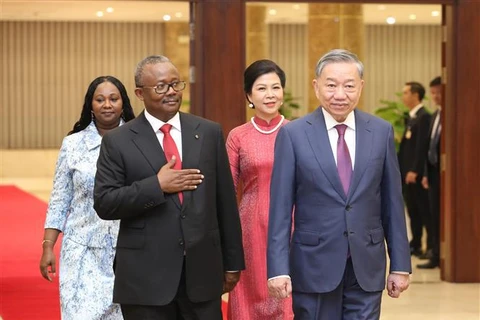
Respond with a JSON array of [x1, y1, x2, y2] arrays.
[[343, 231, 348, 237], [179, 239, 184, 246], [346, 205, 352, 211], [181, 215, 186, 219]]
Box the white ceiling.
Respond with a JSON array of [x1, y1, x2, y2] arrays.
[[0, 1, 442, 25]]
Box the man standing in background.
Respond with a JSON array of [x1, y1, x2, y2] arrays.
[[398, 81, 432, 258], [418, 76, 443, 269]]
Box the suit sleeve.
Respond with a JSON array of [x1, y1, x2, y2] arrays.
[[215, 126, 245, 271], [381, 125, 412, 273], [94, 133, 166, 220], [412, 111, 432, 176], [225, 130, 241, 192], [267, 126, 295, 278]]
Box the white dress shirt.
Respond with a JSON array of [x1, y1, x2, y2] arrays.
[[322, 108, 356, 169], [144, 110, 183, 160]]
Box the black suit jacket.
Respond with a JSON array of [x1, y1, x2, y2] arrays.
[[94, 111, 245, 306], [398, 106, 432, 182]]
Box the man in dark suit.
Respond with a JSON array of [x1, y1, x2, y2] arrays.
[[94, 55, 245, 319], [267, 49, 411, 319], [398, 81, 432, 257], [418, 76, 443, 269]]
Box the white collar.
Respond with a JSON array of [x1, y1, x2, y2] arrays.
[[409, 103, 423, 118], [322, 108, 356, 131], [144, 109, 182, 133]]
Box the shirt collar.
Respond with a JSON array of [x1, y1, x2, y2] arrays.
[[84, 119, 125, 151], [321, 108, 356, 131], [409, 103, 423, 118], [144, 109, 181, 133]]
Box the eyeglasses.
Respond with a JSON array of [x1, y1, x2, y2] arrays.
[[138, 81, 186, 94]]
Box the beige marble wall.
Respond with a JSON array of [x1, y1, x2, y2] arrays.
[[164, 22, 191, 113], [308, 4, 364, 112], [245, 4, 267, 120]]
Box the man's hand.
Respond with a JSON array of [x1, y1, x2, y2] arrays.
[[268, 277, 292, 299], [387, 273, 410, 298], [157, 156, 203, 193], [223, 271, 241, 293], [421, 176, 429, 189], [405, 171, 418, 184]]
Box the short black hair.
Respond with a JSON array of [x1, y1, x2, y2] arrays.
[[69, 76, 135, 135], [406, 81, 426, 101], [244, 59, 286, 95], [430, 76, 441, 87]]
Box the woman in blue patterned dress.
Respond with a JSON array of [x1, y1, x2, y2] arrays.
[[39, 76, 135, 320]]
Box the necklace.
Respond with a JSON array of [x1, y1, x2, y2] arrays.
[[250, 115, 285, 134]]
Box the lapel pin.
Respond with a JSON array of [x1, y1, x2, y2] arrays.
[[195, 134, 199, 139]]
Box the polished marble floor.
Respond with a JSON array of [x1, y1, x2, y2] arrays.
[[1, 160, 478, 319]]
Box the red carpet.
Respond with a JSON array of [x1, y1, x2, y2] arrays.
[[0, 185, 61, 319], [0, 185, 228, 319]]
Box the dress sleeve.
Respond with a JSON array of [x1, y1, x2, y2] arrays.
[[44, 138, 74, 231], [226, 129, 241, 192]]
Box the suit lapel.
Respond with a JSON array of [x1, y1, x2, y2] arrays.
[[348, 110, 373, 200], [130, 112, 167, 172], [179, 113, 202, 211], [305, 108, 346, 200]]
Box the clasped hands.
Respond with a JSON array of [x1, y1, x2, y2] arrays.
[[157, 156, 204, 193]]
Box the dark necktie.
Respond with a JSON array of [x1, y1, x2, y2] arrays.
[[160, 124, 183, 203], [335, 124, 353, 196], [428, 113, 441, 166]]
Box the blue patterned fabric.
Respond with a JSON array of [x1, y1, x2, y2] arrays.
[[45, 121, 122, 319]]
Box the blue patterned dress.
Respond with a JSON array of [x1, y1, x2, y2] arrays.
[[44, 121, 122, 320]]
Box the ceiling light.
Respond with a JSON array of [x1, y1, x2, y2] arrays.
[[378, 5, 386, 11], [409, 14, 417, 20], [106, 7, 114, 13], [293, 4, 300, 10], [431, 11, 440, 17], [175, 12, 182, 18], [268, 9, 277, 16], [386, 16, 396, 25], [96, 11, 104, 17], [163, 14, 171, 21]]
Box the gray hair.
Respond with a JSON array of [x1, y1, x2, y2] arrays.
[[314, 49, 364, 79], [134, 55, 171, 87]]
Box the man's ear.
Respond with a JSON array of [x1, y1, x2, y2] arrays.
[[134, 88, 144, 101]]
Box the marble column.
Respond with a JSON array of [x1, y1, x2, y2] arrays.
[[164, 22, 191, 112], [245, 4, 267, 120], [308, 4, 365, 112]]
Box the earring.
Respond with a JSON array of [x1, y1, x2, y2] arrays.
[[248, 103, 254, 109], [91, 111, 95, 121]]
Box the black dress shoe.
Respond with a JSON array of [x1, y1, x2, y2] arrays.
[[417, 260, 439, 269], [410, 248, 423, 257], [418, 250, 433, 260]]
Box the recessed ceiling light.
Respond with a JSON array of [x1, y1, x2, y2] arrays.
[[293, 4, 300, 10], [268, 9, 277, 16], [386, 16, 396, 25], [163, 14, 171, 21], [175, 12, 182, 18], [431, 11, 440, 17], [409, 14, 417, 20], [96, 11, 104, 17], [106, 7, 114, 13], [378, 5, 386, 11]]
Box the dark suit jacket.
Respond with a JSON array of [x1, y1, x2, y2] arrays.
[[398, 106, 432, 182], [267, 108, 411, 294], [94, 111, 245, 306]]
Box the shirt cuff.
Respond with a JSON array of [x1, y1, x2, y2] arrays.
[[391, 271, 410, 275], [268, 275, 291, 281]]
